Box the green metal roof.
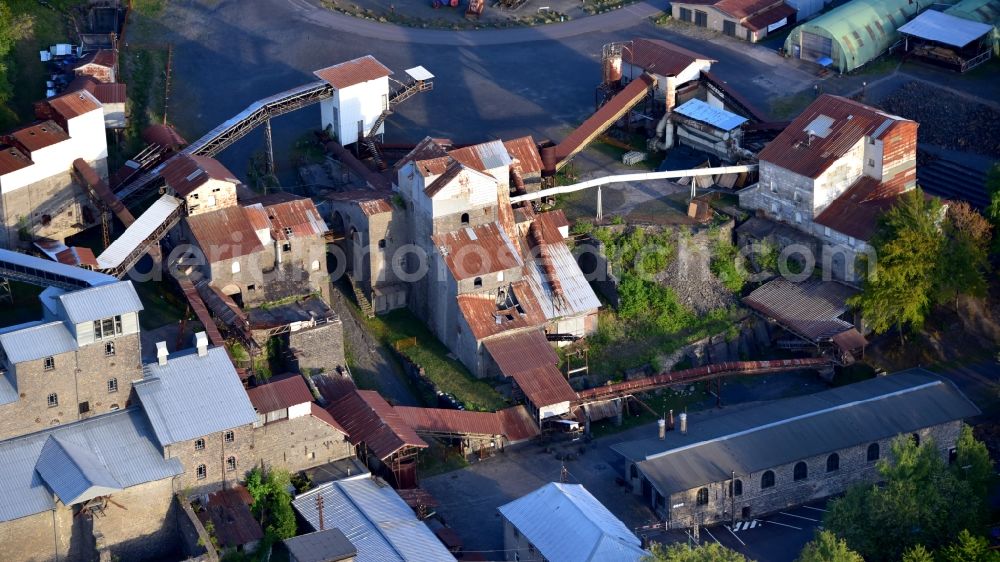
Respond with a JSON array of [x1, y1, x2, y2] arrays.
[[785, 0, 938, 71], [946, 0, 1000, 23]]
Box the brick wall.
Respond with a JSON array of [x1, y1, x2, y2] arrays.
[[289, 321, 346, 374], [0, 332, 142, 440], [252, 414, 353, 473], [0, 169, 102, 249], [166, 425, 255, 496]]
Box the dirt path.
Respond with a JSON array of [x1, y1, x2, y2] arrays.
[[328, 283, 424, 406]]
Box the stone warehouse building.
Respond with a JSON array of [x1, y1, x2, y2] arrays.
[[738, 94, 918, 281], [613, 370, 979, 528], [0, 281, 144, 440], [0, 89, 108, 247]]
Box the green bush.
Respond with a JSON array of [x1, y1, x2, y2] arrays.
[[245, 467, 297, 540], [710, 238, 747, 293]]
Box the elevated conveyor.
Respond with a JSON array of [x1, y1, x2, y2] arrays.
[[0, 249, 116, 289], [96, 194, 183, 278], [73, 159, 135, 227]]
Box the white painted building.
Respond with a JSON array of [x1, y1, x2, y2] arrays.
[[314, 56, 392, 147]]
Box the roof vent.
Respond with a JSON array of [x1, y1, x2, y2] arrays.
[[156, 341, 168, 366], [194, 331, 209, 357]]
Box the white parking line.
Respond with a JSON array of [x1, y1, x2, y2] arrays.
[[725, 524, 747, 547], [803, 505, 829, 513], [779, 511, 820, 522], [763, 519, 802, 530], [702, 526, 722, 545]]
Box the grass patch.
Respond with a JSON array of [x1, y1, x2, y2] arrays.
[[417, 442, 470, 477], [364, 309, 507, 411], [710, 237, 747, 294], [115, 46, 167, 169], [131, 0, 167, 16], [770, 89, 816, 120], [588, 386, 710, 438]]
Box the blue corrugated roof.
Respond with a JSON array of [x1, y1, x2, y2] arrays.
[[36, 435, 123, 505], [0, 248, 117, 287], [135, 346, 257, 446], [293, 475, 457, 562], [0, 321, 77, 364], [674, 99, 748, 131], [58, 281, 143, 325], [498, 483, 648, 562], [0, 408, 183, 522], [0, 372, 17, 406]]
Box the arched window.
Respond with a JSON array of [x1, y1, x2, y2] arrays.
[[911, 433, 920, 447], [196, 465, 207, 480], [226, 456, 237, 472], [730, 479, 743, 497], [794, 461, 808, 481], [696, 488, 709, 506], [761, 470, 775, 489], [473, 277, 483, 288], [231, 261, 240, 274], [867, 443, 880, 462], [827, 453, 840, 472], [460, 213, 470, 225]]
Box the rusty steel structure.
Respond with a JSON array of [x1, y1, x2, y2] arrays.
[[575, 358, 832, 404]]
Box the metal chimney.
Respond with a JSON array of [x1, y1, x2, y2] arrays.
[[156, 341, 168, 366], [658, 418, 666, 440], [679, 412, 688, 435], [665, 75, 677, 113]]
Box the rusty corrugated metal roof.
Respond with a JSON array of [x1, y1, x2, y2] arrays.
[[813, 175, 910, 241], [448, 140, 512, 172], [457, 280, 547, 340], [503, 136, 543, 175], [327, 190, 395, 216], [0, 145, 32, 175], [310, 403, 349, 435], [314, 56, 392, 89], [394, 406, 504, 436], [759, 94, 914, 179], [743, 277, 859, 341], [67, 76, 126, 104], [55, 247, 98, 268], [202, 485, 264, 548], [142, 124, 187, 150], [432, 222, 522, 281], [327, 389, 427, 461], [624, 38, 715, 77], [46, 89, 102, 120], [496, 406, 540, 442], [509, 365, 577, 408], [9, 121, 69, 152], [186, 206, 265, 261], [744, 2, 796, 30], [482, 329, 559, 378], [262, 196, 329, 240], [75, 49, 116, 69], [247, 374, 314, 414], [162, 153, 239, 196]]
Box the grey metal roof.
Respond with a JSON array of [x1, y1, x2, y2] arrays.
[[898, 9, 993, 47], [135, 346, 258, 446], [0, 321, 77, 364], [0, 372, 18, 406], [617, 370, 979, 497], [283, 528, 357, 562], [0, 408, 183, 522], [35, 435, 123, 506], [96, 194, 182, 270], [0, 248, 117, 287], [58, 281, 143, 325], [674, 99, 748, 131], [293, 474, 457, 562], [497, 483, 648, 562], [525, 240, 602, 320]]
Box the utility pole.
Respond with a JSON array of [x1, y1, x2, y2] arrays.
[[316, 493, 325, 530]]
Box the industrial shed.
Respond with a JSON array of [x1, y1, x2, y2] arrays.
[[899, 10, 994, 71], [784, 0, 934, 72], [946, 0, 1000, 54]]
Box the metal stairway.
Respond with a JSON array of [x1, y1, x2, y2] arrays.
[[362, 78, 433, 171]]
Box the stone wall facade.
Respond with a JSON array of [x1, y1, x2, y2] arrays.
[[0, 332, 142, 440], [0, 166, 103, 249], [166, 424, 256, 496], [630, 420, 964, 528], [252, 414, 353, 473], [289, 320, 346, 374]]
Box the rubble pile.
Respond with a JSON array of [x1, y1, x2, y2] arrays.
[[876, 81, 1000, 157]]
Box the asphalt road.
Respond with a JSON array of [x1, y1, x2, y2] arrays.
[[131, 0, 817, 186]]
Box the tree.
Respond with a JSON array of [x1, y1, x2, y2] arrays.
[[850, 189, 945, 343], [986, 163, 1000, 230], [796, 530, 864, 562], [938, 202, 992, 305], [644, 542, 751, 562], [0, 4, 34, 105], [824, 428, 992, 561], [902, 545, 935, 562], [952, 425, 995, 500], [938, 530, 1000, 562], [245, 467, 297, 541]]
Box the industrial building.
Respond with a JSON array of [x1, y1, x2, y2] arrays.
[[613, 370, 979, 529], [899, 9, 995, 71], [784, 0, 934, 72], [670, 0, 797, 42], [946, 0, 1000, 54]]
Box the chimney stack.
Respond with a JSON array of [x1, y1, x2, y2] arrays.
[[679, 412, 688, 435], [156, 342, 168, 366], [665, 75, 677, 113], [668, 409, 675, 430], [195, 332, 209, 357], [658, 418, 666, 440]]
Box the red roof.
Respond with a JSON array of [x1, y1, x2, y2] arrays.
[[202, 486, 264, 548], [260, 196, 328, 240], [75, 49, 116, 69], [55, 247, 98, 268], [162, 153, 239, 196], [67, 76, 126, 104], [457, 280, 547, 340], [310, 403, 348, 435], [247, 374, 314, 413], [327, 389, 427, 460], [813, 176, 909, 241], [509, 364, 577, 408], [503, 136, 543, 175], [482, 330, 559, 378], [47, 89, 103, 120], [186, 206, 266, 261], [327, 190, 395, 216], [623, 38, 714, 77], [394, 406, 505, 436], [743, 2, 796, 30], [0, 145, 32, 175], [432, 222, 522, 281], [314, 56, 392, 89], [759, 95, 914, 179], [9, 121, 69, 152], [143, 124, 187, 150], [395, 137, 452, 173], [496, 406, 540, 442]]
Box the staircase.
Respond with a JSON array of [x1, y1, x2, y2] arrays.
[[917, 158, 989, 209], [348, 274, 375, 318], [360, 79, 433, 171]]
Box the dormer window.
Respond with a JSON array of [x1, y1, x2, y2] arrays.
[[93, 315, 123, 340]]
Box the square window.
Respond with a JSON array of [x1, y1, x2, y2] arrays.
[[197, 464, 207, 479], [108, 378, 118, 393], [226, 457, 237, 472], [47, 393, 58, 408], [105, 342, 116, 357], [79, 401, 90, 414], [43, 356, 55, 371], [282, 242, 291, 252], [224, 431, 235, 444], [247, 284, 256, 292], [378, 239, 386, 249], [195, 439, 205, 451]]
